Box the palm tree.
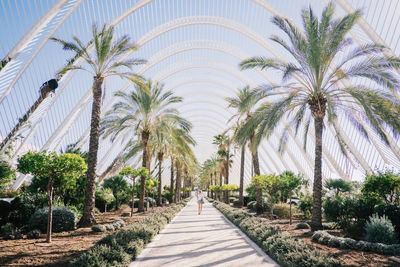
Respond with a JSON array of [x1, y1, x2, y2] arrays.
[[101, 80, 189, 212], [239, 3, 400, 230], [52, 24, 145, 227], [231, 87, 264, 212], [150, 117, 193, 206], [226, 86, 262, 207]]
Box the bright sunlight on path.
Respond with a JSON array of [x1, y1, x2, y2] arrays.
[[130, 198, 279, 267]]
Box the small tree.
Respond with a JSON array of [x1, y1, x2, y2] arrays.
[[253, 174, 280, 218], [120, 166, 148, 215], [278, 171, 306, 224], [95, 188, 114, 212], [103, 175, 129, 210], [362, 171, 400, 204], [0, 158, 15, 192], [324, 178, 353, 196], [145, 177, 158, 211], [18, 151, 87, 243]]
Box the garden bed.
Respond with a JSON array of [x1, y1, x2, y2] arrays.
[[254, 209, 395, 266], [0, 204, 168, 266]]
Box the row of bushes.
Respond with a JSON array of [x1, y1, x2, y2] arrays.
[[92, 219, 125, 233], [323, 195, 400, 239], [312, 231, 400, 255], [71, 198, 191, 267], [1, 206, 77, 240], [213, 201, 343, 267]]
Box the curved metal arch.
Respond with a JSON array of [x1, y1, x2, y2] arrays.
[[29, 15, 282, 153], [10, 0, 154, 157], [97, 94, 289, 176], [320, 0, 400, 164], [94, 58, 341, 180], [184, 115, 284, 174], [41, 63, 250, 152], [98, 93, 284, 175], [0, 0, 83, 105], [130, 17, 367, 177], [136, 40, 346, 177], [16, 10, 356, 181], [9, 1, 383, 178], [255, 0, 390, 172]]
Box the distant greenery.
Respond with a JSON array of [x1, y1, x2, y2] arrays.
[[0, 158, 15, 191], [324, 178, 353, 196], [103, 175, 130, 210]]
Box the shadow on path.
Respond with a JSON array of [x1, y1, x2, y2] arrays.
[[130, 199, 279, 267]]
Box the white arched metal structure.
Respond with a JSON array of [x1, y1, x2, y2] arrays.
[[2, 0, 400, 189]]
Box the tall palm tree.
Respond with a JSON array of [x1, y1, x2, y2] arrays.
[[150, 118, 193, 206], [231, 87, 264, 212], [171, 128, 196, 202], [226, 86, 262, 207], [52, 24, 145, 227], [239, 3, 400, 230], [101, 80, 188, 212]]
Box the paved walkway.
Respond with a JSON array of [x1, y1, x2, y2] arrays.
[[130, 198, 279, 267]]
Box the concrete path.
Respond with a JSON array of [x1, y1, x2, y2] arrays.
[[130, 198, 279, 267]]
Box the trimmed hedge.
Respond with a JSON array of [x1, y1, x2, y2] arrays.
[[71, 198, 191, 267], [214, 201, 343, 267], [28, 206, 76, 233], [312, 231, 400, 255]]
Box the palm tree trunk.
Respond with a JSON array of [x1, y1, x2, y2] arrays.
[[175, 163, 181, 202], [225, 148, 230, 204], [238, 144, 245, 207], [46, 175, 54, 243], [157, 152, 163, 206], [311, 117, 324, 230], [170, 157, 174, 203], [253, 149, 263, 214], [0, 80, 57, 153], [79, 76, 104, 227], [131, 178, 135, 216], [138, 130, 150, 212]]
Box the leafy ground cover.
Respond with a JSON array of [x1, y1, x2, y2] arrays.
[[0, 204, 167, 266], [212, 200, 395, 267]]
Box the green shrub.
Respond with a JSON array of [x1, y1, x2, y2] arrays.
[[0, 200, 11, 223], [105, 224, 115, 231], [273, 203, 292, 219], [0, 223, 22, 240], [322, 222, 339, 230], [312, 230, 400, 255], [365, 214, 398, 245], [92, 225, 107, 232], [8, 191, 47, 227], [298, 192, 313, 219], [213, 201, 342, 267], [112, 219, 125, 229], [296, 222, 310, 229], [323, 195, 376, 239], [27, 229, 41, 239], [129, 197, 156, 208], [72, 198, 191, 266], [28, 206, 76, 233], [229, 197, 237, 204], [374, 203, 400, 236], [247, 201, 257, 211], [71, 244, 131, 267], [263, 232, 339, 267]]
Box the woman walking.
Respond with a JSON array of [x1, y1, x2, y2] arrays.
[[197, 190, 205, 215]]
